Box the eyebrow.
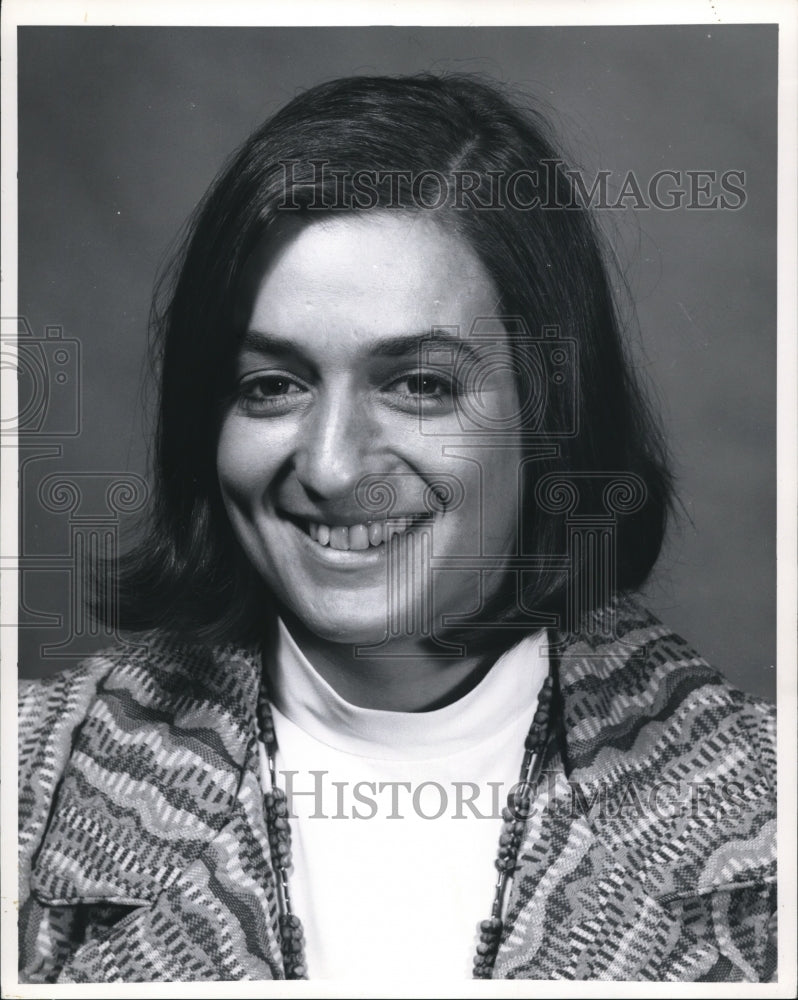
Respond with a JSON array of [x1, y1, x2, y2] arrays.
[[240, 329, 483, 363]]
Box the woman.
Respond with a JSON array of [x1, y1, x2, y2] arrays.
[[18, 74, 776, 983]]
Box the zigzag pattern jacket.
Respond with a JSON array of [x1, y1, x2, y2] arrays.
[[18, 598, 777, 982]]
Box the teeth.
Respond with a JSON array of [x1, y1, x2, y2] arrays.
[[349, 524, 369, 550], [330, 526, 349, 550], [303, 516, 423, 550]]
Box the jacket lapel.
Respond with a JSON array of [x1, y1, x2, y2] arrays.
[[29, 638, 285, 981], [495, 598, 776, 980], [493, 746, 698, 980]]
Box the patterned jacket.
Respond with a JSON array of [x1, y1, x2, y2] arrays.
[[18, 597, 777, 982]]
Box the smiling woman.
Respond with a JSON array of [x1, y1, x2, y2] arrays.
[[17, 74, 777, 984]]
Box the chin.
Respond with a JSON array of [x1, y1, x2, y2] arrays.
[[283, 598, 423, 648]]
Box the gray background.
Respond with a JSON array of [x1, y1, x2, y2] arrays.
[[16, 25, 777, 700]]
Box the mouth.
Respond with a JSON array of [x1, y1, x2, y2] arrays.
[[283, 513, 433, 552]]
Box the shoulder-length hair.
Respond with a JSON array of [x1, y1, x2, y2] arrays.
[[110, 73, 673, 648]]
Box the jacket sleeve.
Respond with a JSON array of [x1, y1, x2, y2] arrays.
[[722, 697, 778, 982], [664, 693, 778, 982], [725, 882, 778, 982], [18, 659, 114, 983]]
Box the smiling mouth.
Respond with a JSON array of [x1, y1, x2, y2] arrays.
[[285, 514, 432, 551]]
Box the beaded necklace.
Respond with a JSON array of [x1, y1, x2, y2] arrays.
[[256, 669, 554, 981]]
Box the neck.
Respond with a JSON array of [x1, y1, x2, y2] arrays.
[[278, 612, 499, 712]]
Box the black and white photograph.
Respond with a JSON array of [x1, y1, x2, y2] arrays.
[[2, 2, 795, 993]]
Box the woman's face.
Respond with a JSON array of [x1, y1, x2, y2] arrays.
[[216, 212, 524, 647]]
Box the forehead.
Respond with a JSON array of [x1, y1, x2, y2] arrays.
[[241, 213, 500, 351]]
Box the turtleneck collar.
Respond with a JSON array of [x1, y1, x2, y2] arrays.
[[266, 620, 549, 761]]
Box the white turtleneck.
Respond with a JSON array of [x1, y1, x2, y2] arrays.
[[259, 622, 549, 981]]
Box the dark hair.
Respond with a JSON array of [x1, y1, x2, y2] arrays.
[[110, 73, 673, 647]]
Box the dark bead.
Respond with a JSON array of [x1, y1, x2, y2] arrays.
[[498, 830, 513, 847], [515, 800, 532, 818], [533, 708, 548, 725], [480, 918, 502, 933], [476, 941, 493, 956], [524, 731, 541, 751]]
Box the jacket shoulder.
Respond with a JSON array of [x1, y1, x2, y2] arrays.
[[17, 636, 193, 898], [559, 595, 776, 892], [559, 594, 776, 777], [17, 632, 223, 826], [19, 659, 114, 826]]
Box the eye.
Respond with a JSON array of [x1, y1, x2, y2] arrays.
[[404, 374, 446, 396], [383, 371, 457, 413], [236, 373, 308, 414]]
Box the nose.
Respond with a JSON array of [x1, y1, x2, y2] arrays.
[[293, 386, 376, 501]]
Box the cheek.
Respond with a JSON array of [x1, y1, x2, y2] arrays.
[[216, 418, 280, 508]]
